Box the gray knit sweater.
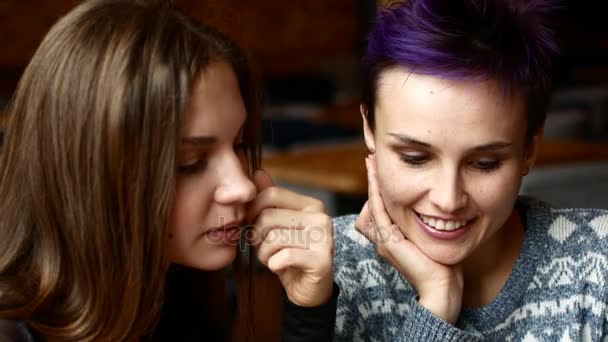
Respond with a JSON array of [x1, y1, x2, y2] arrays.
[[333, 197, 608, 341]]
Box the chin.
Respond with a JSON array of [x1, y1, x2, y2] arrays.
[[175, 245, 237, 271], [418, 244, 469, 266]]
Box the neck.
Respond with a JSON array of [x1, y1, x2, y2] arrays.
[[461, 209, 524, 307]]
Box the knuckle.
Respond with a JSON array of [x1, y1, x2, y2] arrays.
[[280, 248, 292, 260], [310, 199, 326, 212], [302, 198, 325, 213], [265, 187, 280, 202], [256, 208, 279, 229], [256, 249, 268, 265], [256, 210, 270, 227], [265, 229, 278, 242], [313, 213, 332, 230]]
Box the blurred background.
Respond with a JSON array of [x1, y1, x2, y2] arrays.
[[0, 1, 607, 340], [1, 0, 607, 216], [4, 0, 605, 217]]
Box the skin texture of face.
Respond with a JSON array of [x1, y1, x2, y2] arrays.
[[363, 67, 540, 269], [168, 60, 256, 270]]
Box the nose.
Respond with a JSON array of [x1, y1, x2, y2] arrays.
[[429, 166, 468, 213], [214, 153, 256, 205]]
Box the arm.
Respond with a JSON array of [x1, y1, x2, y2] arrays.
[[333, 249, 481, 342], [359, 156, 463, 324], [329, 156, 483, 341], [248, 170, 336, 340]]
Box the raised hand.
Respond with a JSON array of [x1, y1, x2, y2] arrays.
[[356, 155, 463, 324], [248, 169, 334, 307]]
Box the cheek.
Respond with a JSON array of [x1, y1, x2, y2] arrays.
[[169, 178, 214, 238], [376, 157, 425, 212], [469, 166, 522, 216]]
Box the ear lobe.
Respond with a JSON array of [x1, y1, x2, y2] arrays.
[[361, 105, 376, 153]]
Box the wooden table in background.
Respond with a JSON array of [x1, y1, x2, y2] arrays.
[[263, 139, 608, 196]]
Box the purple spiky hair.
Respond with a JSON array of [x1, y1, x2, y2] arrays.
[[362, 0, 560, 139]]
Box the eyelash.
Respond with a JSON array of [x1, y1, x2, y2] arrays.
[[178, 158, 208, 174], [473, 160, 502, 173], [178, 142, 247, 175], [177, 156, 207, 175], [398, 154, 502, 173], [399, 154, 428, 166]]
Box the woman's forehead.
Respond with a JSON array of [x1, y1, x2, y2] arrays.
[[375, 69, 527, 142], [180, 61, 246, 138]]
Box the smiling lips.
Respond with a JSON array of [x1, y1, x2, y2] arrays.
[[414, 211, 475, 240], [418, 214, 469, 231]]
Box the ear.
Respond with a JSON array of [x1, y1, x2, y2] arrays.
[[361, 104, 376, 153], [523, 126, 544, 176]]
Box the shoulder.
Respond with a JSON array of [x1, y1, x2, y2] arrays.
[[522, 197, 608, 249], [333, 214, 378, 266], [0, 320, 37, 342], [522, 197, 608, 283]]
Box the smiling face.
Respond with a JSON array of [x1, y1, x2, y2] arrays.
[[364, 67, 540, 266], [168, 60, 256, 270]]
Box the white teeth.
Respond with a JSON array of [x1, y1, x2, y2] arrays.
[[435, 220, 446, 230], [418, 214, 468, 231]]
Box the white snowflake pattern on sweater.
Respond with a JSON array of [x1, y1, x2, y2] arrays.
[[333, 197, 608, 341]]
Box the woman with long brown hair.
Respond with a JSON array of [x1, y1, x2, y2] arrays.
[[0, 0, 336, 340]]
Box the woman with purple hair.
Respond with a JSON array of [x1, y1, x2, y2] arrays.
[[333, 0, 608, 340]]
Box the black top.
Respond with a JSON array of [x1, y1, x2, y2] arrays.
[[0, 283, 339, 342], [0, 320, 38, 342], [281, 283, 339, 342]]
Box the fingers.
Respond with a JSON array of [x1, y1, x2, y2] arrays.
[[365, 155, 395, 242], [258, 229, 333, 272], [248, 170, 334, 309], [355, 201, 378, 242], [253, 169, 275, 192], [256, 228, 309, 266], [247, 186, 326, 223], [267, 248, 326, 274], [251, 208, 332, 269], [250, 209, 331, 247], [267, 247, 334, 307]]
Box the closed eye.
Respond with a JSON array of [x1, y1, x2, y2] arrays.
[[471, 159, 501, 173], [178, 156, 208, 175], [399, 153, 429, 166]]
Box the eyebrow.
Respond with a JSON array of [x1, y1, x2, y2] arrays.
[[181, 136, 217, 146], [387, 133, 431, 148], [386, 133, 512, 151]]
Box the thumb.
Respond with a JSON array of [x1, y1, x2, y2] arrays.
[[253, 168, 275, 193]]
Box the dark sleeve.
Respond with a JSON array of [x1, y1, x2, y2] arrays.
[[0, 320, 37, 342], [281, 283, 339, 342]]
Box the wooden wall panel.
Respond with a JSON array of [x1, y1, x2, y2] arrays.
[[0, 0, 77, 66], [177, 1, 360, 75], [0, 0, 362, 96]]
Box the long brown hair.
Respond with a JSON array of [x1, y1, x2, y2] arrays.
[[0, 0, 260, 340]]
